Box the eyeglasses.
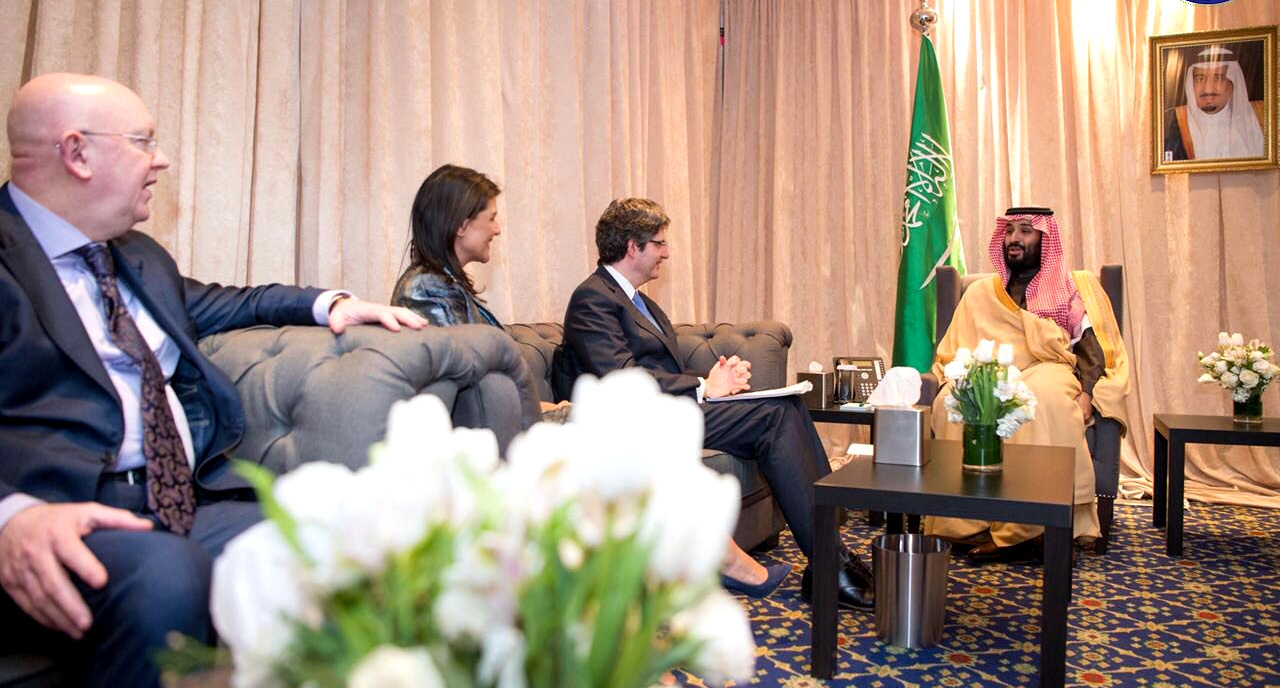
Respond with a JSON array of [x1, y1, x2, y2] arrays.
[[66, 130, 160, 153]]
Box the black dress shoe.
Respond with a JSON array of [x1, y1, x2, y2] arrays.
[[965, 536, 1044, 566], [936, 533, 992, 555], [800, 555, 874, 612]]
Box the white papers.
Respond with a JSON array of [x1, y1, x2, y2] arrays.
[[706, 380, 812, 402]]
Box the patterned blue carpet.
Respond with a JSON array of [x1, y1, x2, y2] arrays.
[[677, 502, 1280, 687]]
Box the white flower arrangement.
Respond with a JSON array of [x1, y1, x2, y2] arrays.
[[210, 369, 755, 688], [942, 339, 1038, 439], [1197, 332, 1275, 403]]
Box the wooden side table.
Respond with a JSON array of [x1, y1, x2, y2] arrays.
[[807, 404, 875, 427], [809, 441, 1075, 687], [1152, 413, 1280, 557]]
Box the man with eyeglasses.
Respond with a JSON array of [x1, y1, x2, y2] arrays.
[[0, 73, 426, 687], [555, 197, 875, 614]]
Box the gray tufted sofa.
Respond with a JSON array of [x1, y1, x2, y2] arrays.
[[505, 321, 790, 552], [198, 322, 543, 468], [1, 320, 792, 684], [0, 322, 541, 686]]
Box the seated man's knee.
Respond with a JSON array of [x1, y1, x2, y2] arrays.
[[757, 395, 806, 421], [84, 531, 214, 645]]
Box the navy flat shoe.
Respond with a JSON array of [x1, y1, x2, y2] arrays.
[[721, 563, 792, 598]]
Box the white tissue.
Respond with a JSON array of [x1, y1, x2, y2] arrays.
[[865, 366, 922, 407], [807, 361, 824, 373]]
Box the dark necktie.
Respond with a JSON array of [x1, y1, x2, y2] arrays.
[[632, 291, 662, 333], [76, 244, 196, 535]]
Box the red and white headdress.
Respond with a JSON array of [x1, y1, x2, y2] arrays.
[[988, 207, 1086, 337]]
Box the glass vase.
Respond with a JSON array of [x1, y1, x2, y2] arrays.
[[962, 423, 1003, 473], [1232, 393, 1263, 425]]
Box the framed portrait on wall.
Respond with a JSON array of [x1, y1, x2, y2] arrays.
[[1151, 25, 1278, 174]]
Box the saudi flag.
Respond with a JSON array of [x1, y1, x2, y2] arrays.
[[892, 35, 965, 373]]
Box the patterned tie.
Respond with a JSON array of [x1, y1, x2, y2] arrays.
[[632, 291, 662, 333], [76, 244, 196, 535]]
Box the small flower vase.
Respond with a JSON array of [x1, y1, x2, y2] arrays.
[[962, 423, 1003, 473], [1232, 394, 1263, 425]]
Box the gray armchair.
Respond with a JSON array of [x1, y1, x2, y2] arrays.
[[505, 321, 792, 552], [924, 265, 1125, 554]]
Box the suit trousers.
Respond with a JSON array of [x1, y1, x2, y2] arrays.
[[0, 479, 261, 688], [702, 395, 831, 558]]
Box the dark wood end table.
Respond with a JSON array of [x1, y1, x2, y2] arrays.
[[809, 440, 1075, 688], [807, 404, 875, 427], [1151, 413, 1280, 557]]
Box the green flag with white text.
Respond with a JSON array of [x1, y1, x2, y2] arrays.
[[892, 35, 966, 373]]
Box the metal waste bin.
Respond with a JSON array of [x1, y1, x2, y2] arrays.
[[872, 533, 950, 648]]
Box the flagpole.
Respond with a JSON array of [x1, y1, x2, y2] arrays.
[[891, 0, 966, 373]]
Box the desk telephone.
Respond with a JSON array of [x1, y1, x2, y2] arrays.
[[833, 356, 885, 403]]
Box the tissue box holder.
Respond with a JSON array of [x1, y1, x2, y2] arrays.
[[872, 406, 931, 466], [797, 372, 835, 409]]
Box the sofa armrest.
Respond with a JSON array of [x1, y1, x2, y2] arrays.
[[505, 323, 565, 403], [675, 321, 793, 391], [198, 323, 538, 473]]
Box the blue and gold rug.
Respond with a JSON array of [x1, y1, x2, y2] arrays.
[[678, 502, 1280, 687]]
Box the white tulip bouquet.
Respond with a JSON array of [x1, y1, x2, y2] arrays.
[[942, 339, 1038, 439], [1197, 332, 1275, 403], [210, 369, 755, 688]]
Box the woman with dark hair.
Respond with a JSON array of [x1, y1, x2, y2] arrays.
[[391, 164, 504, 327], [392, 165, 788, 598], [393, 164, 572, 425]]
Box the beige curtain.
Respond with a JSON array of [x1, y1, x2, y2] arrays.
[[2, 0, 1277, 506], [0, 0, 718, 322], [715, 0, 1280, 507], [291, 0, 720, 323]]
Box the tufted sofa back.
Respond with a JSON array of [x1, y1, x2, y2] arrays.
[[198, 323, 541, 473], [505, 321, 793, 402]]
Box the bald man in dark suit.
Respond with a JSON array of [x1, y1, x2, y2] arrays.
[[0, 73, 425, 687]]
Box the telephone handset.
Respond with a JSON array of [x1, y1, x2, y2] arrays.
[[832, 356, 886, 403]]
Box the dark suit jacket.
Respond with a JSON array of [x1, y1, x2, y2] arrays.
[[554, 266, 698, 401], [0, 183, 323, 505]]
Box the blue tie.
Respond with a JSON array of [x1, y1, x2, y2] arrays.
[[632, 291, 662, 332]]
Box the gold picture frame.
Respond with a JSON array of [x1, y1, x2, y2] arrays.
[[1151, 25, 1278, 174]]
